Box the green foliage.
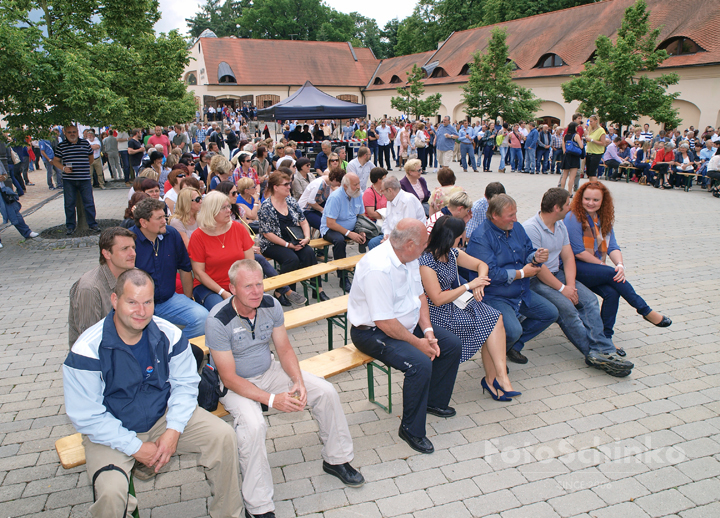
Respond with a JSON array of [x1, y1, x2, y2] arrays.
[[481, 0, 594, 26], [390, 64, 442, 119], [461, 28, 540, 123], [561, 0, 680, 131], [381, 18, 400, 59], [0, 0, 195, 139], [185, 0, 250, 39]]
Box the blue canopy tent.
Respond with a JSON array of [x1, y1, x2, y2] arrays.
[[256, 81, 367, 121]]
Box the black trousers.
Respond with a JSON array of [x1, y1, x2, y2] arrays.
[[378, 144, 392, 170], [351, 324, 461, 438], [322, 229, 348, 277]]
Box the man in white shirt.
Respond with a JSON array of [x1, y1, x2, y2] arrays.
[[349, 219, 462, 454], [376, 119, 393, 170], [368, 176, 425, 249], [640, 124, 653, 141], [346, 146, 375, 191]]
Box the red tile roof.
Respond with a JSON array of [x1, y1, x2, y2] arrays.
[[198, 38, 378, 87], [365, 0, 720, 90]]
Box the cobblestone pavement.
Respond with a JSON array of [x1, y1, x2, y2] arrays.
[[1, 156, 719, 518]]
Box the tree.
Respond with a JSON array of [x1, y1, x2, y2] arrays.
[[390, 64, 442, 119], [381, 18, 400, 59], [461, 28, 541, 123], [561, 0, 680, 133], [394, 0, 443, 56], [186, 0, 250, 39], [0, 0, 196, 136], [237, 0, 333, 41], [481, 0, 594, 26]]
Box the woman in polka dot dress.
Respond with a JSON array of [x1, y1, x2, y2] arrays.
[[419, 216, 519, 401]]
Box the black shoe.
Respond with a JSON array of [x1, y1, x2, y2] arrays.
[[66, 228, 76, 236], [586, 352, 634, 377], [585, 358, 632, 377], [244, 510, 275, 518], [643, 314, 672, 327], [615, 347, 626, 357], [398, 425, 434, 454], [322, 461, 365, 487], [90, 226, 101, 233], [340, 278, 352, 293], [427, 406, 456, 418], [312, 289, 330, 302], [275, 293, 292, 307], [506, 349, 528, 364]]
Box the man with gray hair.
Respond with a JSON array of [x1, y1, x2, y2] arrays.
[[320, 172, 366, 291], [347, 146, 374, 190], [434, 116, 459, 167], [368, 175, 425, 250], [349, 219, 462, 454], [466, 194, 558, 365], [207, 260, 363, 518]]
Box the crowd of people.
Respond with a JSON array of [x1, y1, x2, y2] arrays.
[[62, 113, 676, 515]]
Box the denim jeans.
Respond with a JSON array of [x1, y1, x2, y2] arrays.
[[482, 145, 494, 171], [304, 209, 322, 231], [484, 291, 558, 352], [530, 273, 615, 357], [499, 147, 508, 170], [154, 292, 209, 340], [322, 229, 348, 276], [43, 158, 62, 189], [368, 234, 384, 250], [536, 148, 550, 173], [351, 324, 461, 438], [575, 261, 652, 338], [262, 245, 320, 291], [552, 149, 563, 173], [8, 163, 25, 193], [119, 150, 131, 182], [193, 284, 224, 312], [460, 143, 477, 171], [509, 148, 523, 172], [0, 196, 32, 238], [524, 147, 537, 173], [63, 179, 98, 230]]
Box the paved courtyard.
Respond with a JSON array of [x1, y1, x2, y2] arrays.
[[1, 157, 719, 518]]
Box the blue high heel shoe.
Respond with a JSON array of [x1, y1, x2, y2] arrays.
[[481, 377, 512, 402], [493, 378, 522, 398]]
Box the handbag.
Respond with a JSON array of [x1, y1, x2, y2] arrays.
[[281, 224, 304, 244], [565, 138, 584, 157], [10, 149, 20, 164], [197, 364, 228, 412], [451, 250, 473, 310], [354, 214, 381, 240]]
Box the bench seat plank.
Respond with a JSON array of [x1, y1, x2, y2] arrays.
[[262, 262, 337, 293], [327, 254, 364, 271]]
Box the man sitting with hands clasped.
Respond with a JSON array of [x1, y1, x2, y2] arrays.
[[206, 259, 364, 518]]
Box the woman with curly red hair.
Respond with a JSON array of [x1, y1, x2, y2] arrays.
[[564, 182, 670, 354]]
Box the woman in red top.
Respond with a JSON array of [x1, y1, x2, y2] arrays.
[[651, 141, 676, 189], [188, 190, 254, 310]]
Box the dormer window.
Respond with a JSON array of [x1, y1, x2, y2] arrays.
[[535, 53, 566, 68], [506, 59, 519, 71], [390, 75, 402, 84], [659, 37, 704, 56], [430, 67, 448, 78], [459, 63, 471, 75], [373, 77, 385, 85]]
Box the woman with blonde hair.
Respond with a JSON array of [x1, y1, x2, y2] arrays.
[[236, 176, 261, 221], [400, 158, 431, 216], [207, 155, 232, 191], [188, 191, 255, 310], [169, 187, 203, 247]]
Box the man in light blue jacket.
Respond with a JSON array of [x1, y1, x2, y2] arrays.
[[63, 269, 242, 518], [434, 116, 459, 168], [524, 122, 539, 174], [458, 120, 478, 172]]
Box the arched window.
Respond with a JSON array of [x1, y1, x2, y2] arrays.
[[535, 53, 566, 68], [186, 73, 197, 85], [430, 67, 448, 78], [390, 75, 402, 84], [659, 37, 704, 56], [373, 77, 385, 85], [459, 63, 471, 75], [506, 59, 519, 71], [585, 51, 597, 64]]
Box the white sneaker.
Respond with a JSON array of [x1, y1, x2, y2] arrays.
[[0, 242, 3, 249], [29, 232, 39, 238]]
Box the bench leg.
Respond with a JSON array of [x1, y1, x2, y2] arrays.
[[323, 245, 329, 281], [326, 313, 349, 351], [367, 361, 392, 414], [128, 475, 140, 518]]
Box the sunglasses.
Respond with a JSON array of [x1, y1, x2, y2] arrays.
[[230, 191, 237, 196], [176, 174, 186, 178], [329, 159, 339, 162], [192, 196, 202, 203], [281, 182, 292, 187]]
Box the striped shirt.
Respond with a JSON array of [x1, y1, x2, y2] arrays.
[[640, 131, 653, 141], [55, 138, 93, 180], [68, 264, 117, 346]]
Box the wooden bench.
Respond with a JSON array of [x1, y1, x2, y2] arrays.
[[617, 164, 640, 183], [327, 254, 365, 293], [263, 262, 338, 304], [674, 171, 700, 191]]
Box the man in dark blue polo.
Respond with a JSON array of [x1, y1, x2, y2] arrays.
[[51, 125, 100, 235], [131, 198, 208, 340], [466, 194, 558, 364]]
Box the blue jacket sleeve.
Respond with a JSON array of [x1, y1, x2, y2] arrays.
[[564, 212, 586, 255], [466, 228, 511, 285], [607, 228, 621, 255]]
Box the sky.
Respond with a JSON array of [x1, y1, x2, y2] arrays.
[[154, 0, 418, 35]]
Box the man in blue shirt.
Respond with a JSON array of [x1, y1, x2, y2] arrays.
[[466, 194, 558, 364], [320, 173, 366, 291], [524, 122, 539, 174], [39, 135, 63, 190], [458, 120, 478, 172], [434, 116, 458, 168], [131, 198, 208, 340], [314, 140, 332, 172]]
